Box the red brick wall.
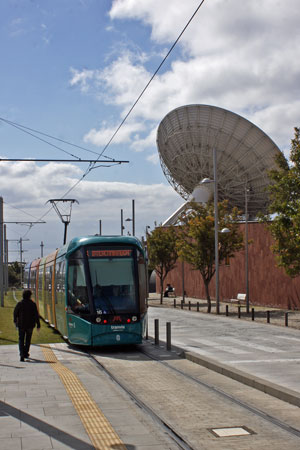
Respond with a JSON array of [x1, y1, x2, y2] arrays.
[[157, 222, 300, 310]]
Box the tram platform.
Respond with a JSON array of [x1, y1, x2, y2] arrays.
[[147, 295, 300, 407]]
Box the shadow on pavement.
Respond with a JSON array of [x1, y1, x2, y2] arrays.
[[0, 400, 94, 450]]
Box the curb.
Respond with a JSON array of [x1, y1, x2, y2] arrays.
[[184, 350, 300, 408], [146, 335, 300, 408]]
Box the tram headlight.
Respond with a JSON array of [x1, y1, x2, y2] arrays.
[[96, 317, 101, 323], [132, 316, 137, 322]]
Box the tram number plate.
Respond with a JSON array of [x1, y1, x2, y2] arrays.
[[111, 325, 125, 331]]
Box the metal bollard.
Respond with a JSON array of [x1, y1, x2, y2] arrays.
[[238, 306, 241, 318], [189, 301, 191, 310], [252, 308, 255, 321], [166, 322, 171, 351], [226, 305, 229, 316], [154, 319, 159, 346], [174, 298, 176, 308], [267, 311, 270, 324], [197, 302, 199, 312], [285, 312, 288, 327], [181, 300, 183, 310]]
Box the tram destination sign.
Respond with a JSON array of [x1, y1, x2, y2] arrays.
[[87, 248, 132, 258]]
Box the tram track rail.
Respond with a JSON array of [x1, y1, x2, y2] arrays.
[[86, 342, 300, 447], [88, 349, 195, 450], [139, 343, 300, 440]]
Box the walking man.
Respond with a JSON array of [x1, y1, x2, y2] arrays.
[[14, 289, 40, 361]]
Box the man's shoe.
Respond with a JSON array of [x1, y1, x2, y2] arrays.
[[25, 353, 30, 358], [20, 357, 24, 362]]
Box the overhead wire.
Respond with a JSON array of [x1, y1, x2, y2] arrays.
[[58, 0, 207, 194], [6, 0, 207, 240], [0, 117, 116, 160], [4, 200, 45, 221]]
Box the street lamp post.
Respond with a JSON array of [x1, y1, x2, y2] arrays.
[[125, 199, 135, 236], [245, 185, 250, 314], [200, 148, 231, 314], [213, 147, 220, 314], [145, 225, 150, 238], [201, 148, 220, 314]]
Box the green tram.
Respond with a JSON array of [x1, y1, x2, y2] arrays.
[[24, 235, 148, 346]]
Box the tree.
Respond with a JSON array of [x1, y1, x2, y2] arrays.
[[267, 127, 300, 277], [147, 226, 178, 303], [176, 201, 244, 312], [8, 261, 21, 287]]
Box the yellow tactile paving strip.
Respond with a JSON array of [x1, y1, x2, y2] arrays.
[[42, 345, 126, 450]]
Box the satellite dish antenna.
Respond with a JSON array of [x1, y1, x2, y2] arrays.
[[47, 199, 79, 244], [157, 104, 281, 219]]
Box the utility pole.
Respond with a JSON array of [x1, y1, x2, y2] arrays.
[[121, 209, 124, 236], [132, 199, 135, 236], [20, 238, 23, 287], [19, 238, 29, 287], [99, 220, 102, 236], [40, 241, 44, 258], [4, 225, 8, 294], [0, 197, 3, 306]]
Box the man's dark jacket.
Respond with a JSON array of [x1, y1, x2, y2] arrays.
[[14, 299, 40, 330]]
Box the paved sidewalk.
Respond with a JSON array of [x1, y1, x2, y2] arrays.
[[148, 293, 300, 330], [0, 344, 94, 450], [0, 343, 179, 450], [148, 301, 300, 408]]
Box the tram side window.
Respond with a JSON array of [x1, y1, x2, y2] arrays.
[[67, 259, 90, 314], [45, 266, 52, 292], [55, 260, 66, 304], [137, 250, 147, 309], [30, 268, 36, 291], [24, 267, 30, 289]]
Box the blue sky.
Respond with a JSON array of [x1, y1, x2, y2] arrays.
[[0, 0, 299, 262]]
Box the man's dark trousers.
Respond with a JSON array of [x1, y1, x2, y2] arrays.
[[18, 328, 33, 358]]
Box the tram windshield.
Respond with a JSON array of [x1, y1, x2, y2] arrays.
[[87, 247, 137, 314]]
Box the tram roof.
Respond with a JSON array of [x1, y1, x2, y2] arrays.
[[27, 235, 144, 266], [66, 235, 144, 256]]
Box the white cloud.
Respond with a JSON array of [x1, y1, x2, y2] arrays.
[[146, 152, 159, 165], [88, 0, 300, 154], [83, 120, 146, 146], [69, 67, 97, 93], [131, 127, 157, 152], [109, 0, 201, 44]]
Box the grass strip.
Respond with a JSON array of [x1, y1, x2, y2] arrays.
[[0, 290, 65, 345]]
